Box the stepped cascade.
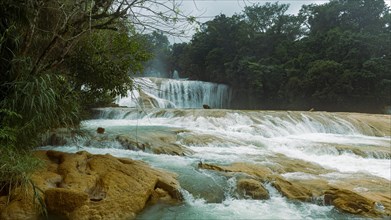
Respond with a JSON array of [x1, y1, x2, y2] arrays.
[[116, 77, 232, 109], [38, 74, 391, 219], [40, 107, 391, 219]]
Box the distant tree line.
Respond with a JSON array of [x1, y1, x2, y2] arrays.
[[159, 0, 390, 112]]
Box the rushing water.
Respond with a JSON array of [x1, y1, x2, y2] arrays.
[[42, 106, 391, 219], [116, 77, 232, 109], [38, 76, 391, 219]]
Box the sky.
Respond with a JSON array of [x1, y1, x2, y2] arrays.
[[168, 0, 391, 43]]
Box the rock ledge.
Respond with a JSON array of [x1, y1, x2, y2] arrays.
[[0, 150, 182, 220]]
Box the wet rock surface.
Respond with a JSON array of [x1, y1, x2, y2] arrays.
[[37, 110, 391, 219], [116, 128, 194, 156], [0, 150, 183, 220], [198, 159, 391, 218], [236, 178, 269, 200]]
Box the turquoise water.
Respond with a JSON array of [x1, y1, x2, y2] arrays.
[[41, 108, 390, 219]]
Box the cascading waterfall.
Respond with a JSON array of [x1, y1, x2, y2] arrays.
[[41, 75, 391, 219], [116, 77, 232, 109], [157, 79, 231, 108]]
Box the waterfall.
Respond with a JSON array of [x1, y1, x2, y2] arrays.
[[42, 74, 391, 219], [43, 106, 391, 219], [93, 108, 389, 137], [116, 77, 232, 109]]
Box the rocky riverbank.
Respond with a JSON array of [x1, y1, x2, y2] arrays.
[[5, 110, 389, 219], [198, 159, 391, 218], [0, 150, 182, 220]]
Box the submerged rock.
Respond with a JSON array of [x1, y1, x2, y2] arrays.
[[0, 150, 183, 220]]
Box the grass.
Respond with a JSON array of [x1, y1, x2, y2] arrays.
[[0, 109, 46, 215]]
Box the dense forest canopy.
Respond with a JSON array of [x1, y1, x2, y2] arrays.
[[0, 0, 191, 198], [149, 0, 390, 112], [0, 0, 194, 148]]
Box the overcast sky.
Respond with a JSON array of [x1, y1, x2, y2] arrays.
[[169, 0, 391, 43]]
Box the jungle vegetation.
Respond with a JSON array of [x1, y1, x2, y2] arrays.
[[164, 0, 391, 112], [0, 0, 190, 203]]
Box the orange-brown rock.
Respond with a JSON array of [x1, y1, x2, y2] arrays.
[[0, 150, 182, 220], [324, 188, 384, 217], [326, 175, 391, 217], [116, 131, 194, 156], [340, 112, 391, 136], [272, 177, 315, 201], [198, 161, 391, 218], [198, 162, 273, 182], [237, 179, 269, 200], [45, 188, 89, 215]]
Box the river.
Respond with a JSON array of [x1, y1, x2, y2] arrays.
[[41, 77, 391, 219]]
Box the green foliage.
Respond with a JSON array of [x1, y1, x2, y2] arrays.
[[1, 71, 80, 149], [67, 30, 151, 108], [0, 1, 153, 148], [142, 31, 171, 76], [0, 147, 43, 196], [0, 108, 44, 211], [0, 0, 155, 211], [168, 0, 391, 112]]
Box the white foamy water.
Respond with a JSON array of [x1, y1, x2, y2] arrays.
[[116, 77, 232, 109], [40, 145, 352, 219], [85, 108, 391, 181], [42, 107, 390, 219]]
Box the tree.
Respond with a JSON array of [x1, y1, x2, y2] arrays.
[[167, 0, 390, 112], [142, 31, 172, 76], [0, 0, 198, 208], [0, 0, 194, 148], [66, 29, 151, 108]]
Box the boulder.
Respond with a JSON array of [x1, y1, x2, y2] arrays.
[[96, 127, 105, 134], [237, 179, 269, 200], [324, 188, 383, 217], [326, 175, 391, 217], [0, 150, 183, 220], [197, 160, 391, 218], [272, 177, 314, 201]]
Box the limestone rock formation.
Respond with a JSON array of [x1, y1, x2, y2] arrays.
[[45, 188, 89, 215], [237, 179, 269, 200], [0, 150, 183, 220], [198, 160, 391, 218], [116, 129, 194, 156], [325, 188, 382, 217]]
